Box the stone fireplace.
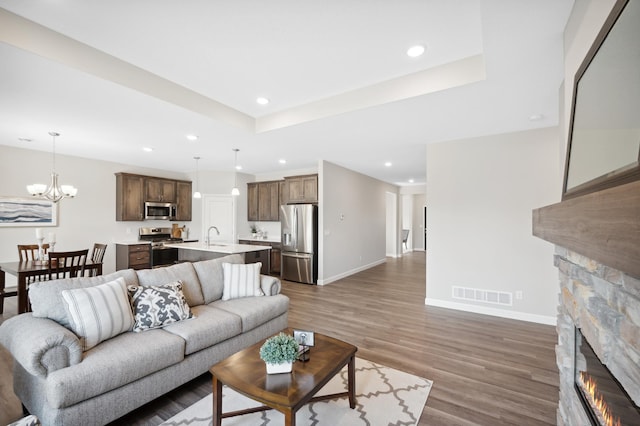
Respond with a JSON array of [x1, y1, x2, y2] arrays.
[[554, 246, 640, 425]]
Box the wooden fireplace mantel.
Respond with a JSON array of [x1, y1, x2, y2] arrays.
[[532, 179, 640, 278]]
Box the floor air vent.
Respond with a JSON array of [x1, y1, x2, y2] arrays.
[[452, 286, 513, 306]]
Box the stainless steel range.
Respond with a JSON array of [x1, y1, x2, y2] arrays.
[[139, 227, 183, 267]]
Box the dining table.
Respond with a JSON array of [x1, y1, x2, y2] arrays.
[[0, 260, 103, 314]]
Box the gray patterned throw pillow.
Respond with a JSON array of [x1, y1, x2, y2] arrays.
[[128, 281, 193, 332]]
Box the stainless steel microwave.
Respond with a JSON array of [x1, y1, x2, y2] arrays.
[[144, 202, 176, 220]]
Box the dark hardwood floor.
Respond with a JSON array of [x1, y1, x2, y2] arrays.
[[0, 252, 559, 425]]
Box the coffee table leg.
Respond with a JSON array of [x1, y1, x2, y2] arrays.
[[212, 375, 223, 426], [284, 409, 296, 426], [348, 355, 356, 409]]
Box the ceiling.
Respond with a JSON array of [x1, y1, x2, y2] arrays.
[[0, 0, 573, 186]]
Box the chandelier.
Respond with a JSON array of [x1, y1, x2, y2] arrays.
[[26, 132, 78, 203], [231, 148, 240, 196]]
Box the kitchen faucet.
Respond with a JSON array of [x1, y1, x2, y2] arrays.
[[207, 226, 220, 246]]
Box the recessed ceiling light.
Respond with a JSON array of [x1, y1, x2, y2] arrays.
[[235, 165, 242, 171], [18, 137, 32, 142], [384, 162, 392, 167], [256, 97, 270, 105], [529, 114, 545, 121], [407, 44, 425, 58], [186, 134, 198, 141], [408, 179, 415, 183], [142, 147, 153, 152], [279, 159, 287, 164]]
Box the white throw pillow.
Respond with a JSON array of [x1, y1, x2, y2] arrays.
[[61, 277, 134, 351], [222, 262, 264, 301]]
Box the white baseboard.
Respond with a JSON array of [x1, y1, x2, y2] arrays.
[[425, 298, 556, 326], [318, 258, 387, 285]]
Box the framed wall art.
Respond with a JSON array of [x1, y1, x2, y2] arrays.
[[0, 197, 58, 227]]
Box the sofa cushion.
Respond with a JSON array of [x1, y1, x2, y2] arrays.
[[61, 277, 134, 350], [192, 254, 244, 303], [222, 262, 263, 301], [45, 329, 185, 408], [211, 294, 289, 333], [136, 262, 205, 306], [163, 304, 242, 355], [29, 269, 139, 329], [128, 281, 193, 332]]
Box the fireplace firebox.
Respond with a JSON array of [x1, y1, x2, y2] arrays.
[[574, 328, 640, 426]]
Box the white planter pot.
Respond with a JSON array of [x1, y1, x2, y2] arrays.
[[265, 361, 293, 374]]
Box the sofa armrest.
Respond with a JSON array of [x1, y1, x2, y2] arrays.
[[260, 275, 281, 296], [0, 314, 82, 378]]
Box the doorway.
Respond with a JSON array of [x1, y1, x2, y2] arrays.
[[423, 205, 427, 250], [202, 194, 235, 243]]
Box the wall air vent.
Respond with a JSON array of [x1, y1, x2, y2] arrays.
[[452, 286, 513, 306]]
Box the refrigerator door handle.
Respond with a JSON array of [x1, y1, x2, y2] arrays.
[[292, 207, 298, 248], [283, 252, 311, 259]]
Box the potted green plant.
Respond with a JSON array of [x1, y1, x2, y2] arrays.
[[259, 332, 299, 374], [250, 224, 258, 238]]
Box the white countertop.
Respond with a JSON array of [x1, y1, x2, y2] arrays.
[[238, 235, 281, 243], [164, 241, 272, 254], [115, 241, 151, 246]]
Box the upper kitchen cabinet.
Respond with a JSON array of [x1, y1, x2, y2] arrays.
[[247, 183, 259, 221], [175, 180, 192, 221], [146, 177, 176, 202], [247, 180, 280, 221], [115, 173, 145, 221], [284, 174, 318, 203], [115, 173, 192, 222]]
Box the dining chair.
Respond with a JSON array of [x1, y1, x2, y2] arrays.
[[91, 243, 107, 263], [0, 244, 52, 314], [402, 229, 410, 251], [18, 243, 50, 262], [48, 249, 88, 280], [85, 243, 107, 277]]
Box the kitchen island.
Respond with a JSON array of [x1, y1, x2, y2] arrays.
[[163, 241, 272, 273]]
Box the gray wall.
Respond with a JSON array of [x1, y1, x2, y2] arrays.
[[319, 160, 399, 284], [425, 127, 561, 323]]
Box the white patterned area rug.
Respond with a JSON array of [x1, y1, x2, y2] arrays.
[[162, 358, 432, 426]]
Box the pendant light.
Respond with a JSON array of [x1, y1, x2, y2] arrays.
[[231, 148, 240, 196], [27, 131, 78, 203], [193, 156, 202, 199]]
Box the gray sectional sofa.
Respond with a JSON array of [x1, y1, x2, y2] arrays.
[[0, 254, 289, 426]]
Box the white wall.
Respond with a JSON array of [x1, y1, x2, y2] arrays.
[[385, 192, 397, 257], [319, 160, 398, 284], [0, 145, 240, 285], [412, 193, 426, 251], [425, 127, 562, 324]]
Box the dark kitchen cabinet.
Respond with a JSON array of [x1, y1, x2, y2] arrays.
[[247, 180, 280, 222], [145, 178, 176, 203], [175, 181, 192, 221], [116, 172, 192, 222], [116, 243, 151, 270], [239, 240, 280, 275], [284, 174, 318, 203], [247, 183, 259, 221], [115, 173, 145, 221], [270, 243, 281, 275]]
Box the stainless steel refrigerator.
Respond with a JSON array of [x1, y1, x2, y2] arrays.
[[281, 204, 318, 284]]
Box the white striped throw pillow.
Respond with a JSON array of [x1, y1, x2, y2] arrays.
[[61, 277, 134, 351], [222, 262, 264, 301]]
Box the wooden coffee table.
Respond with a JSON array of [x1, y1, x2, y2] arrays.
[[210, 328, 357, 426]]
